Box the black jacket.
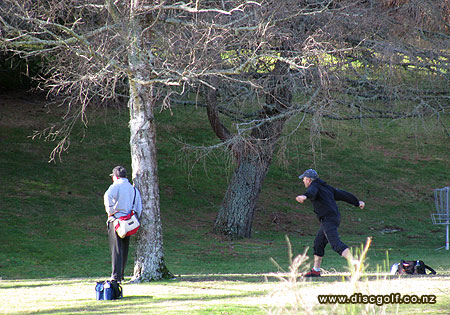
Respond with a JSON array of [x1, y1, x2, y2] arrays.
[[303, 178, 360, 221]]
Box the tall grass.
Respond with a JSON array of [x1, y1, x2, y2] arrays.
[[267, 233, 449, 314], [267, 237, 395, 315]]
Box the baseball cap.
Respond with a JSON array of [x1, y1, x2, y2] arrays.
[[110, 166, 127, 178], [299, 169, 318, 180]]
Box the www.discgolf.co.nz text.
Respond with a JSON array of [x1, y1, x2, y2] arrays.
[[318, 293, 436, 306]]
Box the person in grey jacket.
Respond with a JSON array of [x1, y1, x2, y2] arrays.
[[104, 166, 142, 282], [295, 169, 365, 277]]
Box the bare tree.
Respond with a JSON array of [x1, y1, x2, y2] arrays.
[[1, 0, 173, 282], [171, 0, 450, 238], [2, 0, 449, 248], [0, 0, 263, 281]]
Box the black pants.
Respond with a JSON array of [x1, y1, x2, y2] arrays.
[[313, 218, 348, 257], [108, 221, 130, 281]]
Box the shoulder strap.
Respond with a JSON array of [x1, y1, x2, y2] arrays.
[[132, 187, 136, 209], [115, 282, 123, 299], [424, 264, 436, 275]]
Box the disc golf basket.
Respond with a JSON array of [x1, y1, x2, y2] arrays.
[[431, 187, 450, 250]]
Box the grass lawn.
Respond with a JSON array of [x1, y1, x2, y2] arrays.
[[0, 91, 449, 314], [1, 273, 449, 314]]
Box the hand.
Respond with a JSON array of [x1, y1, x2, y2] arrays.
[[359, 201, 365, 209], [296, 195, 307, 203]]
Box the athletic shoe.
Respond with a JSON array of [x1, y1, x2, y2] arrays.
[[304, 269, 321, 277]]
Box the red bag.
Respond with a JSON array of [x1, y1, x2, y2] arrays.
[[114, 211, 140, 238]]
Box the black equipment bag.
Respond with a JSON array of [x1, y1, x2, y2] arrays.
[[110, 281, 123, 299], [398, 260, 436, 275]]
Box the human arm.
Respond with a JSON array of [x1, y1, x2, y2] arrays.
[[303, 183, 319, 201], [296, 181, 320, 203], [333, 188, 360, 206], [334, 188, 365, 209], [296, 195, 307, 203], [104, 185, 117, 216]]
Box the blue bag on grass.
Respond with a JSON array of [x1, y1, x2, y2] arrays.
[[95, 280, 122, 300]]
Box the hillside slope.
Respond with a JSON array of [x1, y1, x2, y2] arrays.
[[1, 92, 449, 279]]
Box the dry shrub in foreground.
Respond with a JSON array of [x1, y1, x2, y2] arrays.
[[267, 237, 397, 315]]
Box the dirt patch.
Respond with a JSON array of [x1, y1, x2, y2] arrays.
[[0, 91, 51, 128], [255, 209, 317, 235], [368, 144, 434, 163], [379, 226, 403, 234]]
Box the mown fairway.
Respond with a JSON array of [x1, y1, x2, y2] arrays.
[[1, 273, 449, 314]]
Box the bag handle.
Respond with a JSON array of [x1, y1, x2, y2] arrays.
[[424, 264, 436, 275]]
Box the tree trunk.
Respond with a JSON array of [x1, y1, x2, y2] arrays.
[[128, 82, 172, 282], [213, 118, 287, 238], [213, 143, 273, 238], [127, 0, 171, 282], [211, 61, 292, 238]]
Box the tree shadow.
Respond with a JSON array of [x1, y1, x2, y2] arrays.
[[169, 272, 450, 284], [173, 274, 275, 283]]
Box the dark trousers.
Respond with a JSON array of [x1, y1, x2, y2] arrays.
[[313, 218, 348, 257], [108, 221, 130, 281]]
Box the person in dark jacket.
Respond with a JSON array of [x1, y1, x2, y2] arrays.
[[295, 169, 365, 277]]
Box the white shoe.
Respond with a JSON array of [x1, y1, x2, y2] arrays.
[[351, 259, 361, 270]]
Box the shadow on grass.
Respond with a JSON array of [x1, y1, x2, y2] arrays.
[[23, 293, 264, 315], [0, 282, 57, 290], [0, 279, 96, 289], [26, 305, 263, 315], [175, 274, 270, 283], [172, 272, 450, 285], [151, 292, 266, 303]]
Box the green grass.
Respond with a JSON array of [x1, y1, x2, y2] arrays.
[[0, 277, 269, 314], [0, 92, 449, 313], [0, 273, 448, 314]]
